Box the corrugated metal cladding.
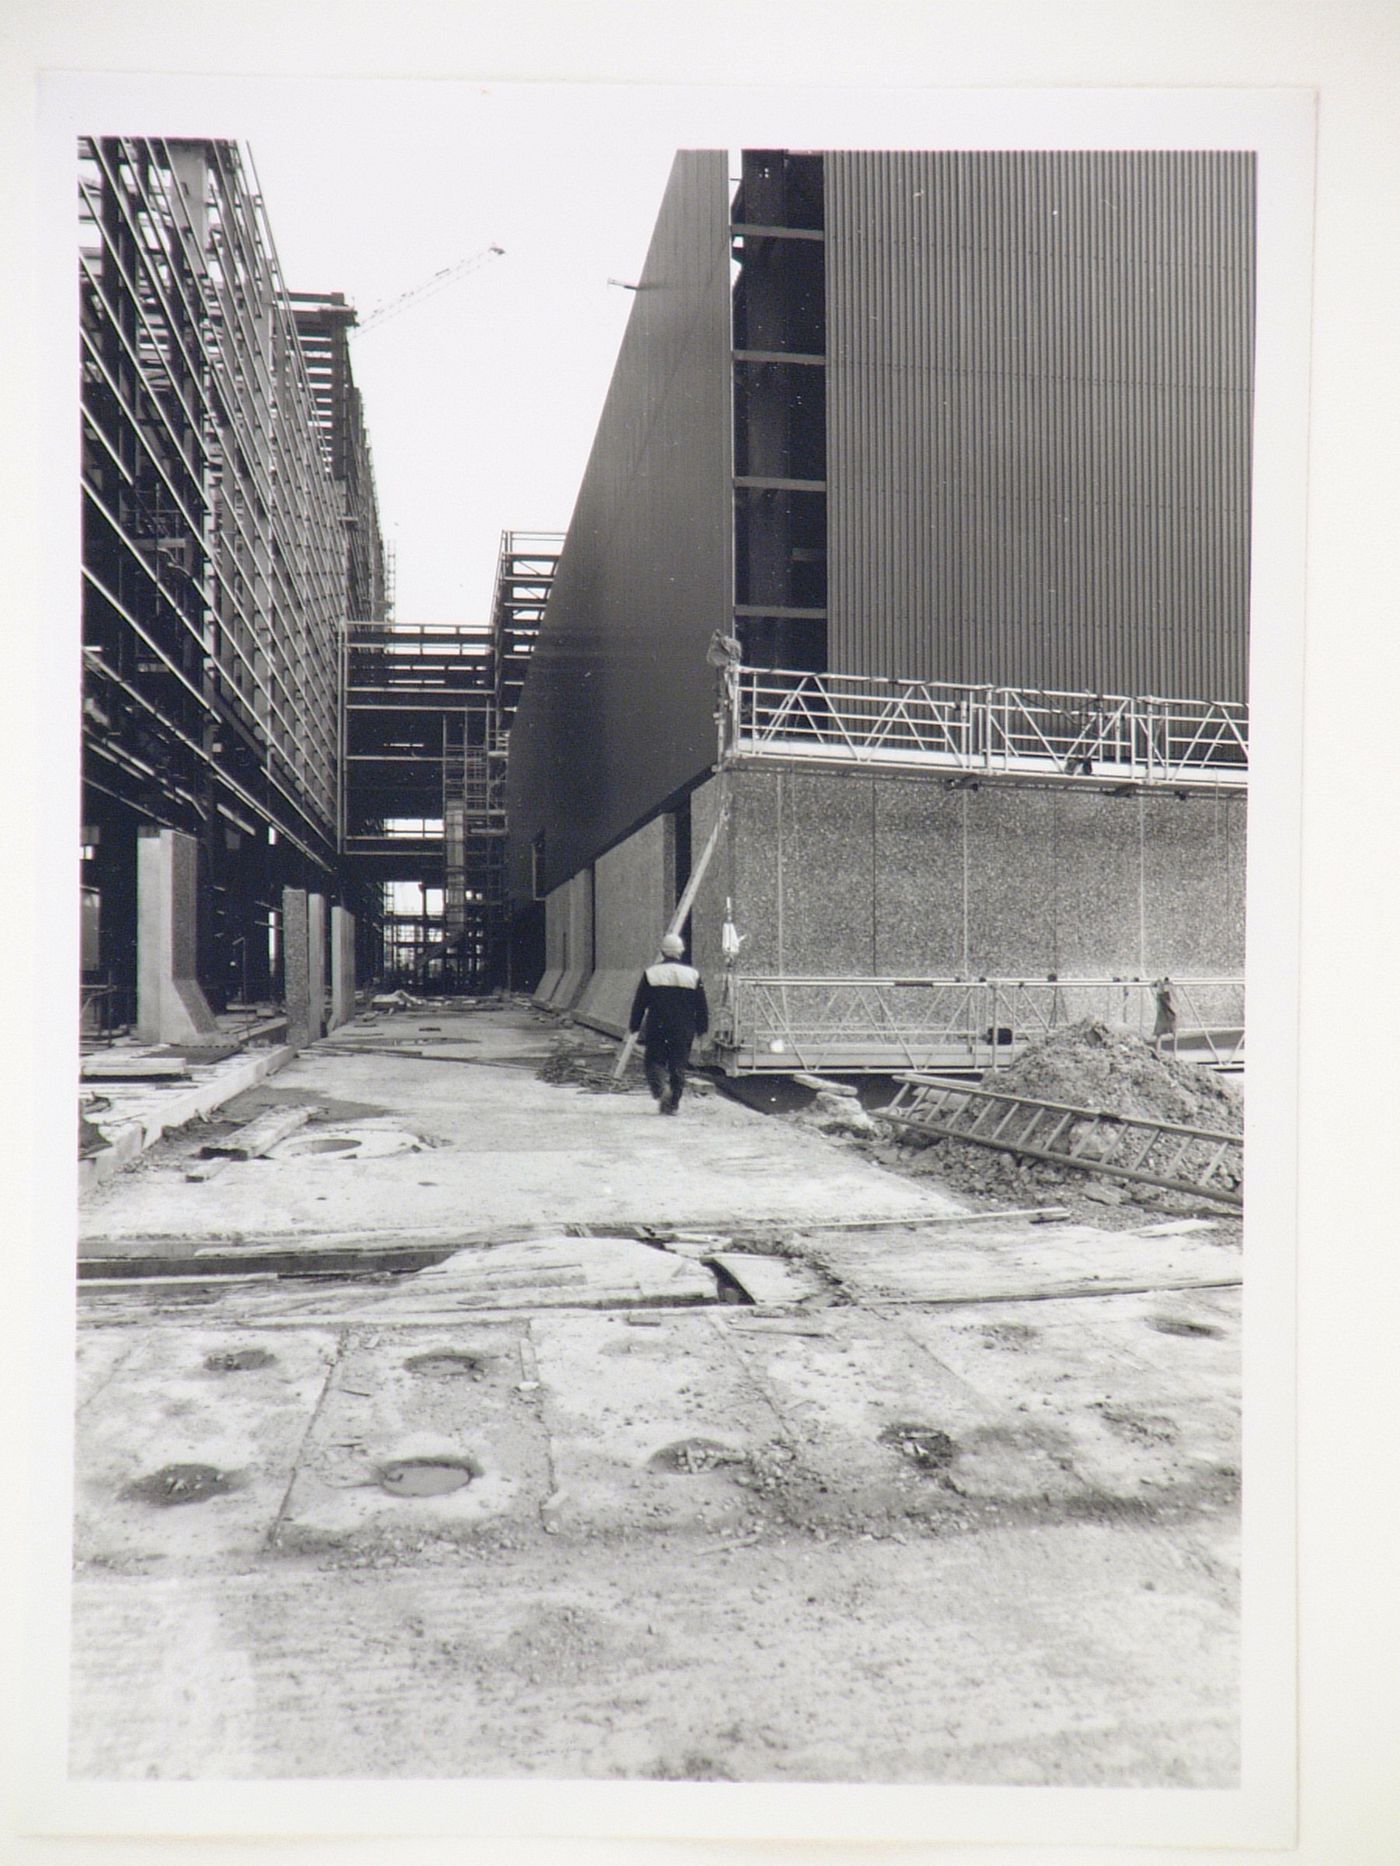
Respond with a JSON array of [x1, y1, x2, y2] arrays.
[[506, 151, 732, 902], [824, 151, 1256, 701]]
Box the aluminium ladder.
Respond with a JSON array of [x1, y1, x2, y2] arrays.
[[883, 1074, 1243, 1209]]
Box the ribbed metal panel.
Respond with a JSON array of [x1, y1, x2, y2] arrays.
[[506, 152, 732, 899], [824, 151, 1255, 700]]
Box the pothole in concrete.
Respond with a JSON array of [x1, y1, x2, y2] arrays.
[[122, 1463, 234, 1507], [648, 1438, 749, 1475], [1149, 1317, 1222, 1339], [269, 1126, 422, 1162], [204, 1347, 276, 1372], [377, 1456, 479, 1497], [879, 1422, 960, 1472], [404, 1350, 488, 1380]]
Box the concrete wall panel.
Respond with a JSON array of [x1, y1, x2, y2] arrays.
[[778, 774, 876, 976], [533, 883, 569, 1006], [1141, 793, 1238, 976], [577, 814, 674, 1035], [964, 788, 1058, 977], [1052, 793, 1143, 975], [874, 781, 966, 974], [728, 772, 783, 977], [554, 871, 596, 1009]]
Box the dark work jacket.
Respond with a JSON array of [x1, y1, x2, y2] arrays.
[[628, 961, 709, 1045]]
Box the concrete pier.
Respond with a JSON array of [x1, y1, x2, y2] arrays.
[[135, 828, 220, 1045]]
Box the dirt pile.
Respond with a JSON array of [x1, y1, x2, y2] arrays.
[[889, 1019, 1242, 1207], [979, 1019, 1242, 1132]]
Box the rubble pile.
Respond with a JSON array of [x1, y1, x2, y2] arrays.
[[890, 1018, 1242, 1205]]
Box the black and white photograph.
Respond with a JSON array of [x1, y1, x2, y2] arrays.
[[6, 9, 1394, 1865]]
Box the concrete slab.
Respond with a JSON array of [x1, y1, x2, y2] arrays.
[[80, 1008, 960, 1243], [68, 1003, 1242, 1790], [893, 1287, 1241, 1507], [79, 1044, 295, 1193], [274, 1323, 551, 1554], [73, 1326, 336, 1570], [790, 1217, 1241, 1307], [528, 1309, 771, 1535]]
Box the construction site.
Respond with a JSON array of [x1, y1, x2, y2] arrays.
[[72, 137, 1252, 1793]]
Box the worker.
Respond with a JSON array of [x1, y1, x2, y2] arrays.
[[628, 932, 709, 1115], [1153, 976, 1179, 1055]]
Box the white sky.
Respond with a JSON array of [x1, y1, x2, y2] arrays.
[[242, 93, 690, 622]]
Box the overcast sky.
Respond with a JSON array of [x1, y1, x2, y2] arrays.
[[237, 91, 692, 622]]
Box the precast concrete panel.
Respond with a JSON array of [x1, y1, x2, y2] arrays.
[[1141, 791, 1242, 977], [873, 780, 967, 975], [718, 768, 1245, 992], [575, 814, 674, 1036], [963, 787, 1060, 977], [777, 773, 877, 977], [534, 882, 570, 1007], [824, 150, 1255, 701], [506, 152, 733, 903], [1050, 792, 1144, 976]]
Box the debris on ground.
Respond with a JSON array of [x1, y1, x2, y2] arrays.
[[882, 1019, 1242, 1213], [535, 1037, 646, 1094]]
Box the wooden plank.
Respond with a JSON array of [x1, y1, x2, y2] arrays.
[[200, 1104, 318, 1160], [709, 1253, 829, 1307], [184, 1156, 231, 1183], [80, 1056, 190, 1081]]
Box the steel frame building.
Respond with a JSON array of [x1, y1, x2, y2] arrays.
[[341, 533, 562, 991], [79, 136, 384, 1021], [508, 148, 1255, 1071]]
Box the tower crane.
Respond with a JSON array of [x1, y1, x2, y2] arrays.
[[355, 243, 506, 334]]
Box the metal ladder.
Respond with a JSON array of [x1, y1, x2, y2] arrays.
[[883, 1074, 1243, 1208]]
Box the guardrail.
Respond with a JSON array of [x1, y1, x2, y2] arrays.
[[713, 975, 1245, 1074], [726, 669, 1248, 786]]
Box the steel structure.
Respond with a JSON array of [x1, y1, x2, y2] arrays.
[[79, 136, 379, 1017], [490, 530, 562, 724], [341, 536, 559, 990], [725, 669, 1248, 787], [289, 292, 388, 623], [713, 975, 1245, 1075], [341, 621, 495, 987]]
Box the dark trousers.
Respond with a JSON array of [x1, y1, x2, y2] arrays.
[[643, 1032, 692, 1107]]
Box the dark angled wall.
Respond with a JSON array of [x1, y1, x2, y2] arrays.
[[506, 151, 732, 903], [824, 151, 1255, 701]]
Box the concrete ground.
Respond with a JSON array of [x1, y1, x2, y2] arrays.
[[72, 1002, 1241, 1785]]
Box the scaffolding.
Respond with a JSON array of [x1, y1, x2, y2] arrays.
[[724, 669, 1248, 788], [714, 975, 1246, 1076], [490, 530, 563, 724]]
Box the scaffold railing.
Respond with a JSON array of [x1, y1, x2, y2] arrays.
[[713, 975, 1245, 1074], [725, 669, 1248, 785]]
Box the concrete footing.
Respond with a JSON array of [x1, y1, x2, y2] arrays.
[[136, 828, 220, 1045], [331, 906, 356, 1029]]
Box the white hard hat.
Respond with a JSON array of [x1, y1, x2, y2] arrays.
[[660, 933, 684, 958]]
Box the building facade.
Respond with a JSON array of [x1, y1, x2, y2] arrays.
[[507, 147, 1255, 1070], [79, 137, 384, 1021]]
